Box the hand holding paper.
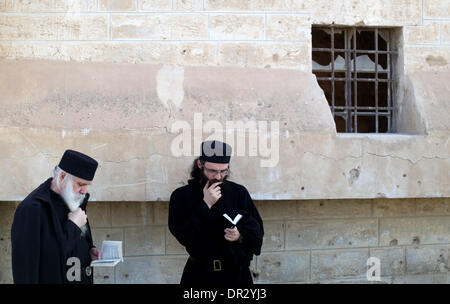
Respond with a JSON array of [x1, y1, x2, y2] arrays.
[[223, 213, 242, 226], [90, 241, 123, 267], [223, 213, 242, 242]]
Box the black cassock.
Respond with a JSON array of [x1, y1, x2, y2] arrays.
[[169, 179, 264, 286], [11, 178, 95, 284]]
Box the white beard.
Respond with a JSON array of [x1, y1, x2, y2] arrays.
[[61, 178, 87, 237]]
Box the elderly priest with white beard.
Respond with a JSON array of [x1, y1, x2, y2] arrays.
[[11, 149, 101, 284]]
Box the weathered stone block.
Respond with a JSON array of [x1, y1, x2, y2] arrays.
[[404, 46, 450, 73], [404, 273, 448, 284], [91, 228, 124, 248], [424, 0, 450, 18], [0, 15, 108, 40], [178, 42, 217, 66], [15, 0, 97, 12], [0, 265, 12, 284], [124, 226, 165, 256], [380, 216, 449, 246], [373, 199, 415, 217], [111, 202, 148, 227], [0, 230, 11, 265], [286, 219, 378, 250], [87, 202, 111, 228], [144, 156, 193, 201], [0, 202, 18, 231], [379, 276, 405, 284], [173, 0, 204, 10], [210, 14, 264, 40], [111, 14, 208, 40], [93, 267, 115, 284], [0, 157, 56, 201], [218, 43, 265, 67], [292, 0, 422, 26], [262, 42, 311, 70], [254, 200, 298, 220], [404, 22, 441, 44], [416, 198, 449, 216], [116, 255, 186, 283], [0, 41, 179, 64], [67, 0, 99, 11], [95, 161, 149, 202], [166, 228, 186, 254], [364, 148, 442, 198], [99, 0, 137, 11], [139, 0, 172, 11], [0, 229, 13, 283], [298, 151, 371, 199], [442, 22, 450, 44], [297, 199, 372, 219], [0, 0, 12, 11], [311, 248, 369, 281], [205, 0, 292, 10], [150, 202, 169, 225], [406, 245, 449, 274], [255, 251, 310, 283], [266, 15, 310, 41], [261, 221, 284, 251], [319, 278, 382, 284], [369, 247, 405, 277], [403, 73, 450, 139], [78, 41, 178, 64]]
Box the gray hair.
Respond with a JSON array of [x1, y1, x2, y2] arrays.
[[53, 166, 73, 189]]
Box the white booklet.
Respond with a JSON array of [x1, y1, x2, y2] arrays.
[[90, 241, 123, 267], [223, 213, 242, 226]]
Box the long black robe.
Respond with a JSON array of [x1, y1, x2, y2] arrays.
[[169, 179, 264, 286], [11, 178, 95, 284]]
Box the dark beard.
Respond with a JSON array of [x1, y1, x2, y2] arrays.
[[198, 170, 228, 189]]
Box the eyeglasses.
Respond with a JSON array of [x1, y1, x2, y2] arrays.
[[202, 166, 229, 176]]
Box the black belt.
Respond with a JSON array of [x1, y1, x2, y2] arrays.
[[188, 256, 227, 272]]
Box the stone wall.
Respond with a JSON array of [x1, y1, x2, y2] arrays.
[[0, 1, 448, 71], [1, 0, 449, 201], [1, 0, 449, 284], [1, 198, 449, 283]]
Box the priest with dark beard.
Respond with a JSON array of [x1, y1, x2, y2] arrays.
[[169, 140, 264, 285], [11, 149, 101, 284]]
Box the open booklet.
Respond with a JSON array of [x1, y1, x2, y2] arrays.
[[90, 241, 123, 267], [223, 213, 242, 227]]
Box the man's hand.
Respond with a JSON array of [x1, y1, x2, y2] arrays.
[[224, 227, 240, 242], [203, 181, 222, 209], [90, 247, 102, 261], [68, 207, 87, 228]]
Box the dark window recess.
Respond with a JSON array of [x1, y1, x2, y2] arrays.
[[312, 27, 397, 133]]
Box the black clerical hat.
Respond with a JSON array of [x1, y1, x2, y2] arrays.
[[58, 150, 98, 181], [199, 140, 232, 164]]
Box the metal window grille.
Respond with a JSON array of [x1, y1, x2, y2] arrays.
[[312, 27, 398, 133]]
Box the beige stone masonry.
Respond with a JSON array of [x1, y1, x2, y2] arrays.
[[0, 14, 109, 40], [210, 14, 265, 40], [139, 0, 172, 11], [14, 0, 97, 12], [404, 22, 441, 44], [100, 0, 137, 11], [424, 0, 450, 19], [111, 14, 209, 40]]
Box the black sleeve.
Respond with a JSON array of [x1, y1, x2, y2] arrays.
[[81, 194, 95, 250], [11, 202, 41, 284], [236, 188, 264, 256], [86, 219, 96, 251], [61, 193, 90, 255], [61, 219, 82, 256], [168, 188, 221, 248]]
